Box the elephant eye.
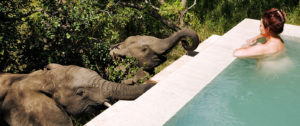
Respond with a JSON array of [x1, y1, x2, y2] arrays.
[[142, 47, 147, 52], [76, 89, 84, 96], [142, 45, 149, 52]]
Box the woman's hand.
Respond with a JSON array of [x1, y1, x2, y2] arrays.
[[241, 34, 263, 48], [246, 37, 257, 45], [241, 38, 256, 48]]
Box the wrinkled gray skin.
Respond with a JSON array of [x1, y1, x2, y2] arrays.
[[110, 29, 200, 70], [0, 64, 154, 126]]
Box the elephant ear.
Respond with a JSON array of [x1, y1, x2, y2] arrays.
[[3, 91, 73, 126], [46, 63, 64, 70]]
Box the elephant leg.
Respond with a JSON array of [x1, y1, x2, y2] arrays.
[[2, 90, 72, 126]]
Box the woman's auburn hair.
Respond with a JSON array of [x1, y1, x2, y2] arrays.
[[262, 8, 286, 35]]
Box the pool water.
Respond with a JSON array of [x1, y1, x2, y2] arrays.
[[165, 37, 300, 126]]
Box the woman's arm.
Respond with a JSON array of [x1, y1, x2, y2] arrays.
[[233, 43, 275, 58], [242, 34, 265, 48]]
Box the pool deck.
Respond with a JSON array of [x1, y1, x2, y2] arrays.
[[85, 19, 300, 126]]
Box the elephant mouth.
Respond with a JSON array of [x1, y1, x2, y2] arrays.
[[82, 103, 102, 114], [152, 55, 166, 65], [141, 55, 166, 71]]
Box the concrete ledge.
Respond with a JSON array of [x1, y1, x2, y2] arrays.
[[151, 35, 221, 82]]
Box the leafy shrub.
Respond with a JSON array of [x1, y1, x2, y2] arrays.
[[105, 56, 150, 83]]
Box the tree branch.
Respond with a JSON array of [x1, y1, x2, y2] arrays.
[[99, 10, 112, 18], [184, 0, 197, 14], [118, 2, 180, 31], [180, 0, 197, 27], [145, 0, 159, 11]]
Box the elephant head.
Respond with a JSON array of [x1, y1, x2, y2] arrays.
[[109, 29, 200, 70], [0, 64, 154, 125], [43, 64, 154, 116]]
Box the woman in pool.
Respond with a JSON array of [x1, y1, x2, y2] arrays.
[[233, 8, 292, 74], [233, 8, 286, 58]]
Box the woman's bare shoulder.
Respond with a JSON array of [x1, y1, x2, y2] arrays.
[[267, 38, 284, 52]]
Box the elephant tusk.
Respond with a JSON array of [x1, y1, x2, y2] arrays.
[[104, 102, 112, 108]]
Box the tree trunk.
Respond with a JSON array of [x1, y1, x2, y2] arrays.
[[180, 0, 197, 27], [180, 0, 187, 27], [181, 0, 187, 8]]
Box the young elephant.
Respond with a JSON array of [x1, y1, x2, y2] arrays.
[[109, 28, 200, 71], [0, 64, 154, 126]]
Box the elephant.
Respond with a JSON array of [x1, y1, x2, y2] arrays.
[[109, 28, 200, 71], [0, 64, 154, 126]]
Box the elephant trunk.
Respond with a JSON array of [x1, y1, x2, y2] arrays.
[[158, 29, 200, 54], [96, 78, 154, 100]]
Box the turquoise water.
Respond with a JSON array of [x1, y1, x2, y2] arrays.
[[165, 37, 300, 126]]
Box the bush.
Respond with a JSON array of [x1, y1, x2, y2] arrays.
[[1, 0, 111, 74], [0, 0, 168, 77]]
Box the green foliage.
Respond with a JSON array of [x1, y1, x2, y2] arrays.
[[0, 0, 34, 72], [106, 57, 138, 82], [286, 2, 300, 25], [186, 0, 300, 38], [105, 56, 150, 84], [159, 0, 184, 22], [0, 0, 110, 73], [0, 0, 168, 75]]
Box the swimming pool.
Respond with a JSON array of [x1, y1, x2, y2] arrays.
[[165, 36, 300, 126]]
